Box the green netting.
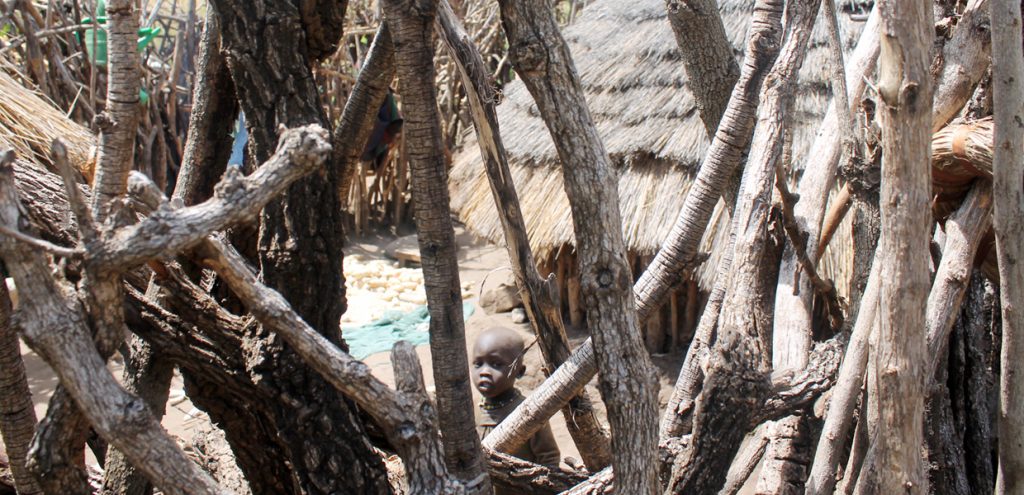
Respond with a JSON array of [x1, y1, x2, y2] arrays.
[[343, 302, 475, 359]]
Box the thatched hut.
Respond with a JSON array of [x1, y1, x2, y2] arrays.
[[448, 0, 868, 350]]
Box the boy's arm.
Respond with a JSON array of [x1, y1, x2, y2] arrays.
[[529, 422, 561, 466]]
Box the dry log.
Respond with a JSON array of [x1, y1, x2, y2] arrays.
[[931, 0, 993, 132], [805, 260, 880, 495], [858, 0, 934, 490], [334, 23, 396, 204], [90, 126, 332, 269], [720, 425, 768, 495], [663, 0, 740, 136], [926, 184, 993, 371], [89, 0, 140, 216], [483, 448, 588, 494], [374, 0, 490, 487]]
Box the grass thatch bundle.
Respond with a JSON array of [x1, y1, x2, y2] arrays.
[[0, 69, 95, 181]]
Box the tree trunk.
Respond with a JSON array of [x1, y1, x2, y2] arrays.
[[0, 158, 225, 495], [379, 0, 489, 489], [663, 0, 740, 136], [433, 0, 611, 470], [200, 1, 391, 492], [859, 0, 933, 491], [496, 1, 660, 491], [102, 13, 235, 494], [88, 0, 140, 216], [990, 0, 1024, 490], [951, 272, 998, 494], [669, 0, 811, 489], [0, 273, 41, 495]]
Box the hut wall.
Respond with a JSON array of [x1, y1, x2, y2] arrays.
[[544, 248, 701, 355]]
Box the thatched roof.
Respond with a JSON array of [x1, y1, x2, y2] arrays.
[[449, 0, 868, 290], [0, 66, 95, 181]]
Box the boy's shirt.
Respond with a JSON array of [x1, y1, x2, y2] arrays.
[[476, 389, 561, 469]]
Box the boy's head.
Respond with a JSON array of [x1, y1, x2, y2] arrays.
[[471, 327, 526, 400]]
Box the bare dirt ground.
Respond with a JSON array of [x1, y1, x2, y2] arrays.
[[15, 224, 759, 491]]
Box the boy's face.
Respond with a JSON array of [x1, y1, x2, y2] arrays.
[[471, 333, 524, 399]]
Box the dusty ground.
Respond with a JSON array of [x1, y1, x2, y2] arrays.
[[15, 224, 758, 491]]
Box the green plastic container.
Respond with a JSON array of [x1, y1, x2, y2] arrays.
[[80, 24, 160, 66], [77, 0, 161, 67]]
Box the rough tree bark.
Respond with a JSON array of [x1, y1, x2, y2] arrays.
[[30, 1, 142, 489], [433, 0, 612, 470], [952, 272, 998, 495], [0, 262, 41, 495], [496, 0, 660, 492], [663, 0, 740, 136], [102, 12, 236, 494], [201, 1, 392, 492], [88, 0, 140, 215], [669, 0, 810, 490], [805, 261, 881, 495], [380, 0, 489, 489], [0, 156, 225, 495], [858, 0, 933, 491], [990, 0, 1024, 490]]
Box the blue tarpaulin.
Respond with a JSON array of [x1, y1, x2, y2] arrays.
[[343, 302, 475, 359]]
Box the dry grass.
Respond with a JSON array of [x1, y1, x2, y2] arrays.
[[0, 69, 95, 181]]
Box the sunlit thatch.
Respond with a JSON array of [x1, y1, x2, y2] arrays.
[[449, 0, 868, 294]]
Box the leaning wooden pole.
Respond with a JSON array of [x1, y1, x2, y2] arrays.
[[496, 0, 660, 491], [433, 0, 612, 470], [0, 234, 42, 495], [857, 0, 933, 491], [990, 0, 1024, 491], [380, 0, 490, 490]]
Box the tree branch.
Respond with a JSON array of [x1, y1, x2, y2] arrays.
[[990, 0, 1024, 488], [91, 125, 331, 270], [434, 0, 611, 469], [0, 158, 226, 495], [496, 0, 660, 490]]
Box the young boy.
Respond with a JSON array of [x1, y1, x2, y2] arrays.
[[471, 327, 560, 476]]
